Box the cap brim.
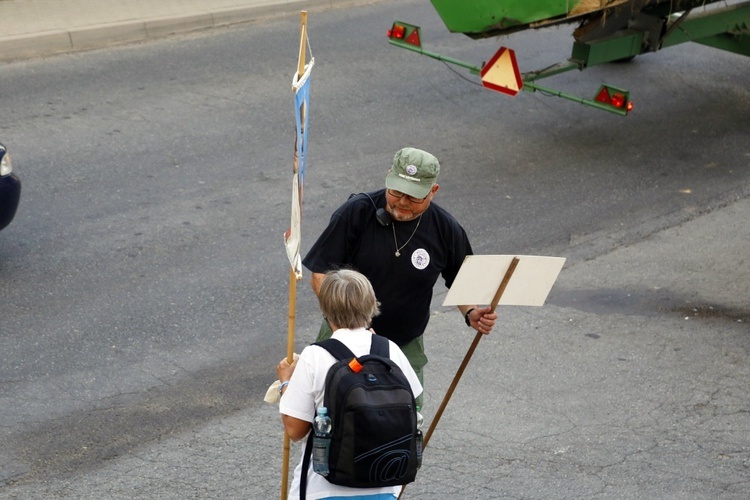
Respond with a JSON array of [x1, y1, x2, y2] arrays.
[[385, 171, 432, 199]]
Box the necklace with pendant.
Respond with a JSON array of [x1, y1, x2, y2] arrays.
[[392, 214, 422, 257]]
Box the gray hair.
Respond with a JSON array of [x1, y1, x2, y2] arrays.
[[319, 269, 380, 329]]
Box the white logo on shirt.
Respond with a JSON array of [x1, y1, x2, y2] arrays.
[[411, 248, 430, 270]]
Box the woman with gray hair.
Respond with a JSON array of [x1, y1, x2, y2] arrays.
[[277, 269, 422, 499]]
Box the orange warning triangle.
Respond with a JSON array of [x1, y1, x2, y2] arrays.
[[480, 47, 523, 96]]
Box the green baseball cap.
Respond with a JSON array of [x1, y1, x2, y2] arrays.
[[385, 147, 440, 199]]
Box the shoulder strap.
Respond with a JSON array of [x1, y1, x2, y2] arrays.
[[299, 432, 313, 500], [370, 334, 390, 358], [316, 335, 390, 360], [314, 338, 356, 361]]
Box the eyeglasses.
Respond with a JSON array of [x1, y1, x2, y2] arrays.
[[386, 189, 429, 204]]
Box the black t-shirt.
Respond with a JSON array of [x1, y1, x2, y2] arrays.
[[302, 189, 472, 346]]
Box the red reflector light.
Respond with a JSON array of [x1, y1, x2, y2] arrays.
[[389, 25, 406, 39], [594, 85, 632, 114], [611, 93, 626, 108]]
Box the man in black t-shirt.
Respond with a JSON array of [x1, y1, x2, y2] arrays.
[[302, 147, 497, 407]]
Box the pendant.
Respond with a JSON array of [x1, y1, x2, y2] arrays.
[[395, 251, 401, 257]]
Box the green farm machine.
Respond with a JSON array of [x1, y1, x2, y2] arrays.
[[388, 0, 750, 115]]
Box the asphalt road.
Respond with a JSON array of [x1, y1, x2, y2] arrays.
[[0, 0, 748, 498]]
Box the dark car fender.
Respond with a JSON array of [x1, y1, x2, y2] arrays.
[[0, 173, 21, 231]]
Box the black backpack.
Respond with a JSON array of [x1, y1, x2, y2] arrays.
[[300, 334, 420, 497]]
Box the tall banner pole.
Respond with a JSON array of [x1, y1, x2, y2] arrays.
[[281, 11, 313, 500]]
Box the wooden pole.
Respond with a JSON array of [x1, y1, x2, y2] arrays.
[[298, 11, 307, 79], [399, 257, 520, 499], [287, 270, 298, 364], [281, 12, 307, 500], [280, 268, 297, 500]]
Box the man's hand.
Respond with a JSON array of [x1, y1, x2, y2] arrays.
[[466, 306, 497, 335]]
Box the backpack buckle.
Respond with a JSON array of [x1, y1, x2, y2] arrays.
[[348, 358, 363, 373]]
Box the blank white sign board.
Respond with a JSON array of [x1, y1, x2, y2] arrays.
[[442, 255, 566, 307]]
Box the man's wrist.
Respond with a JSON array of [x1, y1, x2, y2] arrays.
[[464, 308, 476, 327], [279, 380, 290, 395]]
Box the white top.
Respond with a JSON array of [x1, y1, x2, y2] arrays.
[[280, 327, 423, 500]]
